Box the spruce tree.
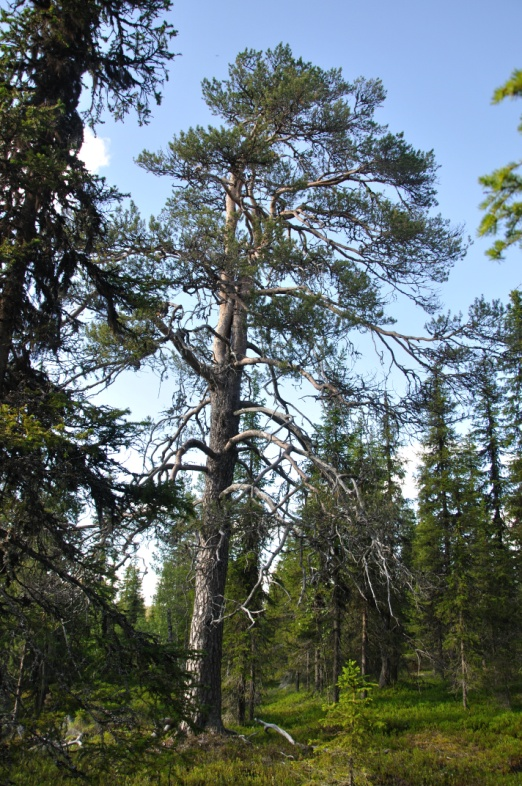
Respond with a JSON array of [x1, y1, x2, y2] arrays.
[[222, 501, 270, 722], [504, 291, 522, 532], [412, 370, 459, 675], [440, 435, 488, 707], [0, 0, 189, 752], [118, 562, 147, 627], [148, 540, 195, 647], [293, 404, 412, 696], [0, 0, 176, 389], [412, 372, 499, 703], [267, 535, 329, 694], [470, 350, 518, 690], [472, 355, 506, 541]]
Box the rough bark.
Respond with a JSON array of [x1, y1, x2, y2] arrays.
[[184, 178, 249, 730], [184, 378, 242, 731]]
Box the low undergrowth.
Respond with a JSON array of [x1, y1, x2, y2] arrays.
[[5, 677, 522, 785]]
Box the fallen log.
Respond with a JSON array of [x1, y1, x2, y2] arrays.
[[254, 718, 296, 745]]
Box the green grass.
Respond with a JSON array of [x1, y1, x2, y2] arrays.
[[5, 679, 522, 785]]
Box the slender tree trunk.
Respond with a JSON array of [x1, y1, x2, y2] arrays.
[[314, 647, 320, 692], [436, 620, 445, 678], [361, 604, 368, 677], [167, 607, 174, 643], [248, 633, 256, 721], [361, 604, 368, 699], [36, 652, 48, 716], [237, 670, 246, 724], [379, 655, 391, 688], [461, 635, 468, 710], [332, 586, 342, 703], [379, 612, 399, 688], [460, 612, 468, 710], [12, 642, 26, 723]]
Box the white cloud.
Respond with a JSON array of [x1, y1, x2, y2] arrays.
[[79, 127, 110, 172]]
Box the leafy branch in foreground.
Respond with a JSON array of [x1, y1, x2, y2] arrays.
[[479, 68, 522, 260]]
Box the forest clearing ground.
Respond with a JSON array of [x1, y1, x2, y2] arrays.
[[6, 678, 522, 785]]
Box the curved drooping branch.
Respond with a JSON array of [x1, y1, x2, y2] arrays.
[[168, 439, 218, 480], [216, 485, 301, 625], [154, 319, 215, 382], [156, 398, 211, 466], [235, 403, 313, 452]]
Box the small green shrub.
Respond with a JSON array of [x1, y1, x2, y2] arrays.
[[314, 661, 383, 786]]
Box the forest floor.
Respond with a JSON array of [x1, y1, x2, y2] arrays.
[[6, 677, 522, 785]]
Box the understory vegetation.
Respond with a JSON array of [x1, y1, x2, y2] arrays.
[[6, 676, 522, 785]]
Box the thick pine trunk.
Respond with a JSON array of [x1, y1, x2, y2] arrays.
[[185, 379, 242, 731], [183, 177, 251, 731]]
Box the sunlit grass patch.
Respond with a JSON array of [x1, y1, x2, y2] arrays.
[[254, 686, 325, 739]]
